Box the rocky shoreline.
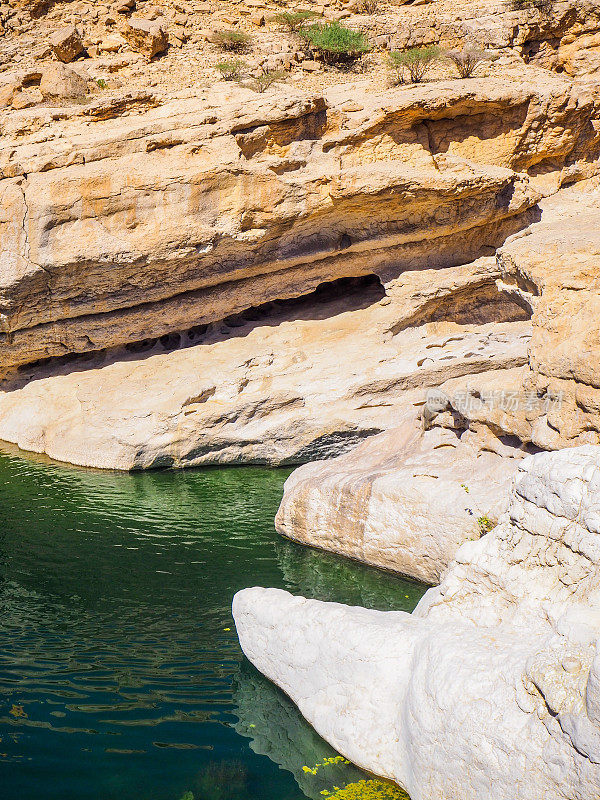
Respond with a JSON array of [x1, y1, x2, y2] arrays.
[[2, 0, 600, 796], [235, 446, 600, 800]]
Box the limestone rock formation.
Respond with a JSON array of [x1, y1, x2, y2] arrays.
[[275, 418, 523, 584], [271, 178, 600, 585], [0, 1, 598, 472], [272, 177, 600, 586], [0, 69, 597, 469], [49, 25, 84, 63], [425, 178, 600, 450], [0, 74, 594, 377], [121, 18, 169, 58], [234, 446, 600, 800], [439, 0, 600, 77], [0, 258, 530, 468], [39, 63, 87, 100]]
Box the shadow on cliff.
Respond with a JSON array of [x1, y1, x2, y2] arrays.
[[4, 274, 386, 392]]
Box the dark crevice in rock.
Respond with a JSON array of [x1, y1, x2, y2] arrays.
[[390, 279, 532, 337], [9, 274, 386, 388]]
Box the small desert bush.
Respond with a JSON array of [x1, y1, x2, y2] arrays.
[[213, 29, 252, 52], [446, 47, 487, 78], [215, 59, 247, 81], [249, 69, 286, 93], [388, 46, 441, 83], [477, 515, 495, 535], [300, 22, 371, 64], [356, 0, 379, 13], [272, 11, 317, 31]]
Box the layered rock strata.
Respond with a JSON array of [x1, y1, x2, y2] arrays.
[[0, 74, 595, 376], [427, 178, 600, 450], [415, 0, 600, 77], [234, 445, 600, 800], [0, 72, 598, 468], [274, 175, 600, 581], [0, 258, 531, 468]]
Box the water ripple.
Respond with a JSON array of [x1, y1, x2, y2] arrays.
[[0, 446, 424, 800]]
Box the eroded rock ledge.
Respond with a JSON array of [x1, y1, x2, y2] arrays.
[[0, 259, 530, 469], [0, 67, 598, 469], [272, 176, 600, 582], [0, 72, 596, 375], [234, 445, 600, 800]]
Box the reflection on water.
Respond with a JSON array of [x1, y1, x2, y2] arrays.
[[234, 663, 409, 800], [275, 539, 425, 611], [0, 446, 424, 800], [234, 662, 364, 799]]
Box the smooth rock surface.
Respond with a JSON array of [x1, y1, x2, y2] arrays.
[[234, 446, 600, 800], [275, 418, 523, 584]]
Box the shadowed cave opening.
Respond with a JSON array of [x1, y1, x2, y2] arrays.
[[11, 269, 531, 391], [11, 274, 386, 386]]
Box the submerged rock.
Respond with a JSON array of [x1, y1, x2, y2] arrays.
[[234, 446, 600, 800]]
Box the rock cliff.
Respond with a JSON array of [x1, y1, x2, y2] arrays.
[[275, 175, 600, 581], [0, 0, 599, 472], [0, 68, 598, 468], [4, 74, 590, 375]]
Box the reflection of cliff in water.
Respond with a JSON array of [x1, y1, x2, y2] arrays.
[[233, 661, 366, 800], [276, 539, 426, 612]]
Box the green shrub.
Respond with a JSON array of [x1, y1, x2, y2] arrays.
[[356, 0, 379, 13], [388, 46, 441, 83], [215, 59, 247, 81], [96, 78, 107, 89], [250, 69, 286, 93], [477, 515, 495, 536], [300, 22, 371, 64], [446, 47, 487, 78], [272, 11, 317, 31], [213, 29, 252, 52]]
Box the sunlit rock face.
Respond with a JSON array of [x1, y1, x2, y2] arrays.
[[0, 72, 597, 470], [1, 72, 596, 377], [273, 176, 600, 585], [234, 446, 600, 800], [0, 261, 530, 470], [275, 419, 524, 585], [423, 178, 600, 451]]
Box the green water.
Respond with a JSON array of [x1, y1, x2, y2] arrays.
[[0, 447, 425, 800]]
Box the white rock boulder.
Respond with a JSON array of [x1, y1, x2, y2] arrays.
[[234, 446, 600, 800], [275, 415, 524, 584]]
